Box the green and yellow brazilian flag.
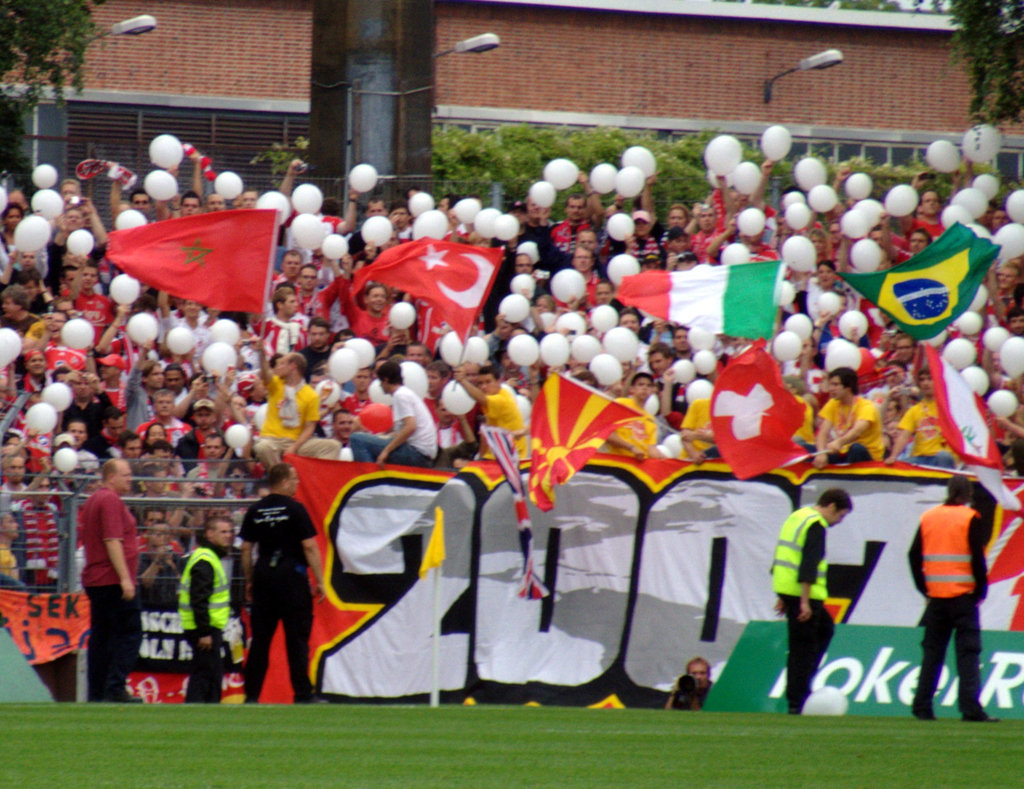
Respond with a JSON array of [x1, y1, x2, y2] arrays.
[[839, 222, 999, 340]]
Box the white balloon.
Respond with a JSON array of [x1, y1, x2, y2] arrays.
[[961, 365, 989, 396], [615, 166, 646, 199], [208, 318, 240, 346], [781, 235, 817, 272], [1002, 336, 1024, 378], [850, 239, 883, 272], [818, 291, 842, 317], [25, 402, 58, 434], [464, 336, 490, 365], [292, 213, 328, 249], [760, 125, 792, 160], [844, 173, 873, 201], [291, 183, 324, 215], [0, 328, 21, 368], [473, 207, 500, 238], [66, 228, 95, 256], [807, 184, 839, 213], [621, 146, 658, 178], [773, 331, 803, 362], [662, 434, 683, 459], [839, 209, 871, 239], [438, 332, 464, 367], [551, 269, 586, 303], [671, 359, 696, 384], [412, 209, 449, 240], [0, 186, 6, 216], [52, 447, 79, 473], [14, 215, 52, 252], [838, 311, 868, 341], [693, 349, 717, 375], [794, 158, 827, 191], [528, 181, 557, 209], [589, 353, 624, 386], [143, 170, 178, 202], [539, 333, 571, 367], [214, 171, 244, 201], [704, 135, 743, 176], [994, 224, 1024, 262], [589, 305, 619, 334], [361, 215, 394, 246], [201, 341, 237, 376], [606, 213, 635, 242], [825, 338, 860, 372], [603, 326, 640, 364], [555, 312, 587, 336], [368, 379, 393, 405], [941, 205, 973, 229], [507, 334, 540, 366], [942, 337, 977, 370], [854, 199, 885, 226], [973, 173, 1000, 200], [517, 394, 533, 424], [493, 214, 520, 242], [328, 348, 359, 384], [31, 189, 64, 219], [968, 223, 991, 241], [731, 162, 762, 196], [926, 139, 960, 173], [149, 134, 183, 169], [785, 203, 812, 231], [607, 254, 639, 286], [32, 164, 59, 189], [988, 389, 1020, 418], [61, 318, 94, 350], [453, 198, 482, 225], [543, 159, 579, 191], [224, 424, 252, 449], [782, 191, 807, 208], [970, 285, 990, 313], [114, 209, 147, 231], [441, 381, 475, 415], [686, 379, 714, 404], [109, 274, 141, 306], [571, 334, 602, 363], [387, 302, 414, 330], [721, 243, 750, 266], [400, 361, 429, 398], [803, 686, 849, 717], [254, 404, 268, 431], [42, 382, 72, 412], [926, 330, 948, 348], [510, 273, 536, 299], [962, 124, 1002, 163], [499, 294, 530, 324], [951, 187, 988, 220], [954, 311, 983, 337], [256, 190, 291, 224], [321, 233, 349, 259], [408, 191, 435, 218], [884, 184, 919, 218], [539, 312, 556, 330], [1007, 190, 1024, 224], [643, 394, 659, 416], [349, 163, 378, 193], [589, 163, 618, 194], [984, 326, 1010, 353], [737, 207, 766, 237], [785, 313, 814, 341], [776, 280, 796, 307], [166, 326, 196, 355], [687, 326, 715, 351]]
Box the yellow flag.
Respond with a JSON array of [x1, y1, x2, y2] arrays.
[[419, 507, 446, 579]]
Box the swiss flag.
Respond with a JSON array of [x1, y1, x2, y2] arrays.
[[710, 341, 807, 480], [352, 239, 503, 350]]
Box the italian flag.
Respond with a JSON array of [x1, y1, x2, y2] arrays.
[[617, 262, 782, 339]]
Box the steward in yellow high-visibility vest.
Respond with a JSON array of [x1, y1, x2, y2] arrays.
[[908, 475, 995, 722], [771, 488, 852, 715], [177, 518, 234, 704]]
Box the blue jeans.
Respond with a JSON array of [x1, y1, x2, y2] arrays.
[[349, 432, 434, 468], [911, 451, 956, 470]]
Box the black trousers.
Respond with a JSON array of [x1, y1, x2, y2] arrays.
[[779, 594, 834, 714], [85, 585, 142, 702], [912, 594, 984, 717], [184, 630, 224, 704], [244, 562, 313, 703]]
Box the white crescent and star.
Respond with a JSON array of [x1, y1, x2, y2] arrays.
[[418, 244, 495, 309]]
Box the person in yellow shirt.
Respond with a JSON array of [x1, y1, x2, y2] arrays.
[[680, 397, 719, 463], [813, 366, 884, 468], [454, 363, 525, 457], [783, 375, 817, 450], [884, 368, 955, 469], [605, 372, 663, 460]]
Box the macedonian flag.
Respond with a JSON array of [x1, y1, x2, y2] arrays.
[[529, 373, 644, 511], [839, 222, 998, 340]]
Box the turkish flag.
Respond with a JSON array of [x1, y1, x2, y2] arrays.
[[710, 342, 807, 480], [106, 209, 278, 313], [352, 239, 503, 349]]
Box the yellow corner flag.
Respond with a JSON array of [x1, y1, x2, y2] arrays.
[[419, 507, 446, 579]]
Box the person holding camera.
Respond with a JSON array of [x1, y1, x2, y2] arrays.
[[664, 657, 713, 710]]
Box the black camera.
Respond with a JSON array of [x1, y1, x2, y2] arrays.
[[677, 674, 697, 694]]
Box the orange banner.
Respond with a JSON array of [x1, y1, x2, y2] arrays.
[[0, 590, 91, 665]]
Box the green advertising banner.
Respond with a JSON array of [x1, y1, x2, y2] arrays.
[[706, 621, 1024, 719]]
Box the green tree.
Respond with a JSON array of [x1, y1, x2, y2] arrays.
[[0, 1, 104, 172], [947, 0, 1024, 124]]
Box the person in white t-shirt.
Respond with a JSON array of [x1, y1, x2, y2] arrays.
[[349, 361, 437, 467]]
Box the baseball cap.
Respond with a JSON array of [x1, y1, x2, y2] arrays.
[[193, 399, 216, 411], [666, 226, 688, 241], [96, 354, 127, 371], [53, 433, 75, 448], [632, 210, 652, 224]]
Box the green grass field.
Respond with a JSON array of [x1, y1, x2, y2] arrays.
[[2, 704, 1021, 788]]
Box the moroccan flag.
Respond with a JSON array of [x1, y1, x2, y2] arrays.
[[352, 239, 503, 349], [106, 209, 278, 313], [840, 223, 998, 340], [617, 261, 782, 339], [923, 345, 1019, 510], [710, 342, 807, 479], [529, 373, 645, 511]]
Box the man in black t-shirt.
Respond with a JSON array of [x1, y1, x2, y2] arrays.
[[240, 462, 325, 703]]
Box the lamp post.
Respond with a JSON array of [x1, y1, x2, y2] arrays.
[[763, 49, 843, 103]]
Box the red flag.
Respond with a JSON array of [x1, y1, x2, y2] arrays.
[[710, 342, 807, 480], [106, 209, 278, 313], [529, 374, 644, 511], [352, 239, 503, 349]]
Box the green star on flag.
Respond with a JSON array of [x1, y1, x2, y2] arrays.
[[181, 238, 213, 267]]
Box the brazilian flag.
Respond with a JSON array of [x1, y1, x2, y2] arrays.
[[839, 223, 999, 340]]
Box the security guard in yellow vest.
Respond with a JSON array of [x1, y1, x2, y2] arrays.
[[178, 517, 234, 704], [908, 476, 996, 722], [772, 488, 852, 714]]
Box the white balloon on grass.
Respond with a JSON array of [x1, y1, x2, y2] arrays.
[[66, 229, 95, 256], [528, 181, 557, 209], [926, 140, 960, 173], [453, 198, 482, 225], [737, 207, 766, 237], [844, 173, 873, 201], [543, 159, 579, 191], [807, 184, 839, 213], [109, 274, 141, 306], [686, 379, 714, 404], [571, 334, 602, 363], [721, 243, 750, 266], [781, 235, 817, 272], [321, 233, 349, 259], [603, 326, 640, 364], [149, 134, 183, 169], [539, 333, 571, 367], [1006, 191, 1024, 224], [589, 305, 619, 334], [615, 166, 646, 199], [328, 348, 359, 384], [291, 183, 323, 215], [441, 381, 475, 415], [42, 382, 72, 412], [53, 447, 79, 473], [25, 403, 58, 434], [941, 205, 973, 229], [551, 269, 586, 303], [224, 424, 252, 449], [201, 342, 237, 376], [507, 334, 540, 366], [621, 146, 657, 178], [794, 158, 827, 191], [785, 313, 814, 341], [994, 224, 1024, 261], [165, 326, 196, 356], [114, 209, 147, 231], [349, 163, 378, 193], [589, 353, 624, 386], [14, 215, 52, 251], [825, 338, 860, 372], [361, 215, 394, 246], [473, 207, 500, 238], [954, 311, 984, 337], [961, 365, 989, 396], [884, 185, 919, 218], [408, 191, 435, 217], [803, 686, 849, 717], [389, 302, 416, 330], [61, 318, 94, 350], [555, 312, 587, 336], [785, 203, 812, 231], [606, 213, 635, 242], [589, 163, 618, 194], [510, 273, 535, 299], [984, 326, 1010, 353], [704, 135, 743, 176], [773, 331, 803, 362], [989, 389, 1020, 418], [962, 124, 1002, 163], [143, 171, 178, 202], [1002, 336, 1024, 378], [693, 349, 718, 375], [973, 173, 1000, 200], [210, 319, 240, 346], [839, 209, 871, 239], [838, 311, 868, 341], [492, 214, 520, 242], [731, 162, 762, 196], [292, 213, 328, 249], [400, 361, 429, 399], [760, 125, 792, 160], [31, 189, 64, 219], [850, 239, 883, 272], [412, 209, 449, 240], [464, 336, 490, 365], [368, 379, 393, 406], [942, 337, 977, 370], [671, 359, 696, 384], [255, 190, 291, 223], [951, 187, 989, 220], [32, 164, 59, 189], [607, 254, 639, 286], [499, 294, 530, 324], [214, 171, 243, 201]]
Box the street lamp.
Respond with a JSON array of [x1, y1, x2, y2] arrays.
[[763, 48, 843, 103], [435, 33, 500, 58]]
